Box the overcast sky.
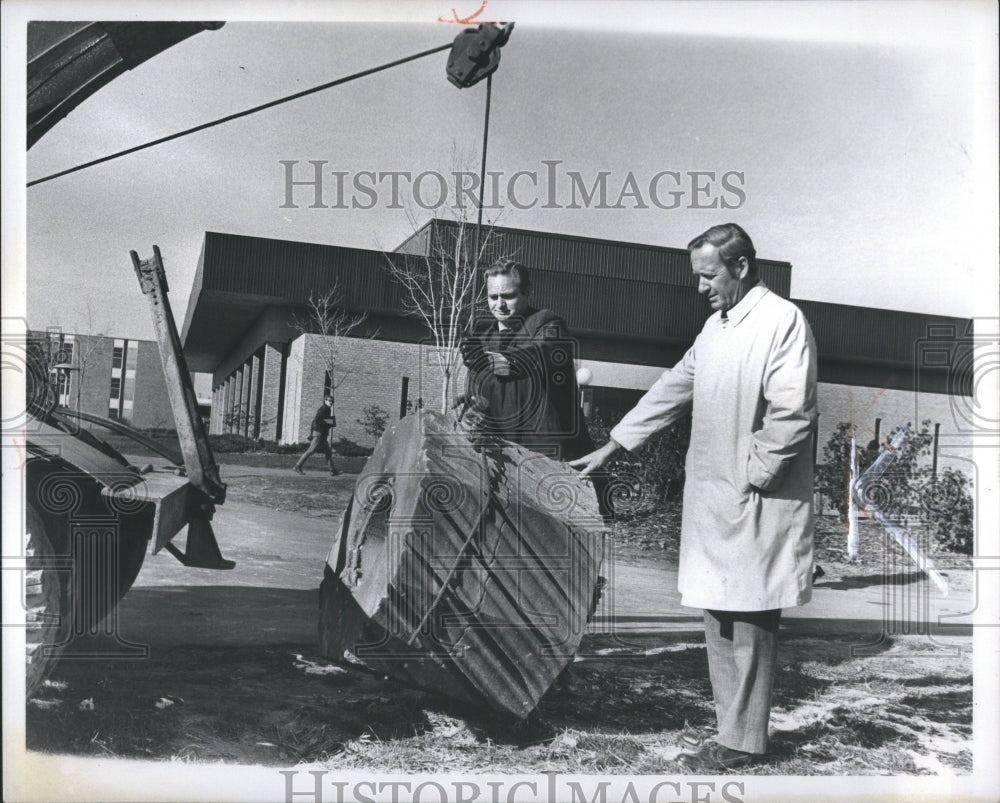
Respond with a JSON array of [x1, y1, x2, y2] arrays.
[[6, 2, 998, 348]]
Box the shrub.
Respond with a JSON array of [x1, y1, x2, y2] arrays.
[[273, 441, 309, 455], [209, 434, 307, 454], [585, 414, 690, 518], [333, 437, 374, 457], [209, 433, 265, 453], [357, 405, 390, 440], [816, 421, 974, 555], [816, 420, 933, 521], [635, 414, 691, 504], [916, 468, 974, 555], [140, 427, 178, 438], [816, 422, 873, 519]]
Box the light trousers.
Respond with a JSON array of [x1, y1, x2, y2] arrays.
[[703, 608, 781, 754]]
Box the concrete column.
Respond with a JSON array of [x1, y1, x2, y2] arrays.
[[224, 375, 235, 434], [258, 342, 284, 441], [239, 360, 248, 437], [243, 362, 252, 435], [215, 384, 225, 434], [248, 351, 262, 439], [219, 379, 227, 434], [234, 367, 245, 435], [210, 385, 221, 434], [219, 377, 226, 434], [218, 384, 227, 434]]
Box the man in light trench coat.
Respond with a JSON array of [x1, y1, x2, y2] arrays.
[[571, 222, 818, 772]]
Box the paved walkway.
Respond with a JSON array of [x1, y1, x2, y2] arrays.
[[590, 557, 973, 644], [100, 477, 973, 655]]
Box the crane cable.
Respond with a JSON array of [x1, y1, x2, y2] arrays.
[[27, 42, 453, 188], [468, 72, 493, 334]]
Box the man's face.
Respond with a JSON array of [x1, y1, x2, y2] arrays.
[[324, 398, 334, 407], [486, 274, 529, 325], [691, 243, 747, 312]]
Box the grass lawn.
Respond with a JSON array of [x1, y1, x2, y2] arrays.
[[27, 632, 971, 775]]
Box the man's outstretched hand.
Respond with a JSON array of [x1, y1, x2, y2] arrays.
[[568, 440, 621, 477]]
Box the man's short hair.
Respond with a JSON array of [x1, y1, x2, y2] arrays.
[[688, 223, 758, 279], [484, 259, 531, 293]]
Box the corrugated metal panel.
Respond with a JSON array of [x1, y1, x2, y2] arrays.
[[529, 268, 709, 343], [796, 300, 972, 365], [419, 219, 792, 297], [202, 231, 410, 313], [391, 221, 433, 256], [196, 230, 792, 350], [320, 411, 603, 718], [200, 226, 789, 316], [189, 231, 971, 380], [757, 261, 790, 297], [204, 229, 712, 345]]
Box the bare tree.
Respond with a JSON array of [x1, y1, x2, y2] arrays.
[[72, 304, 109, 409], [34, 305, 108, 411], [291, 280, 370, 415], [384, 207, 508, 412]]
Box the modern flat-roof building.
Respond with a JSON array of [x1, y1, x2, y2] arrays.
[[29, 328, 177, 429], [181, 221, 973, 472]]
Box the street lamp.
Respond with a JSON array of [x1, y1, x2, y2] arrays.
[[52, 362, 80, 410], [576, 366, 593, 416]]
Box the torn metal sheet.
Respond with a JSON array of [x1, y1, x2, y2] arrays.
[[319, 410, 605, 718]]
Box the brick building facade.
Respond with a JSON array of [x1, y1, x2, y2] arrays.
[[31, 329, 176, 430]]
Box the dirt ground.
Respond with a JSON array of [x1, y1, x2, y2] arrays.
[[27, 630, 972, 776], [25, 465, 975, 776]]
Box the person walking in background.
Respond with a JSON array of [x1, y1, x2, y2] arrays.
[[293, 395, 339, 476], [571, 223, 818, 771]]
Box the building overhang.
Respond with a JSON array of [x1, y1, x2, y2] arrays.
[[183, 288, 290, 373], [181, 229, 973, 398], [181, 231, 412, 372]]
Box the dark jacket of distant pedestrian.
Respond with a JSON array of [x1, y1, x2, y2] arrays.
[[293, 396, 339, 475], [460, 260, 593, 462]]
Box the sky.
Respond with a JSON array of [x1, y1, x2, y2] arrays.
[[6, 1, 997, 350]]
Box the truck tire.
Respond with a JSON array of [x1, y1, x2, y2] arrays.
[[25, 462, 153, 696], [25, 500, 71, 698]]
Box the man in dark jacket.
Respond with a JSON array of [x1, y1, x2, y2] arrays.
[[460, 260, 593, 462], [293, 395, 339, 475], [461, 260, 606, 696]]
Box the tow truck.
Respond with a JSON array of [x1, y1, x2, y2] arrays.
[[20, 18, 514, 696], [23, 22, 233, 695]]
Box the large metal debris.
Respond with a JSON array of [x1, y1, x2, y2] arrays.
[[319, 410, 605, 718]]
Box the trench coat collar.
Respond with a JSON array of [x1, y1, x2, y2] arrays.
[[720, 282, 770, 327]]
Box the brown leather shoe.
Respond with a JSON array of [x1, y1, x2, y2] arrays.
[[677, 743, 763, 772], [678, 725, 713, 749]]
